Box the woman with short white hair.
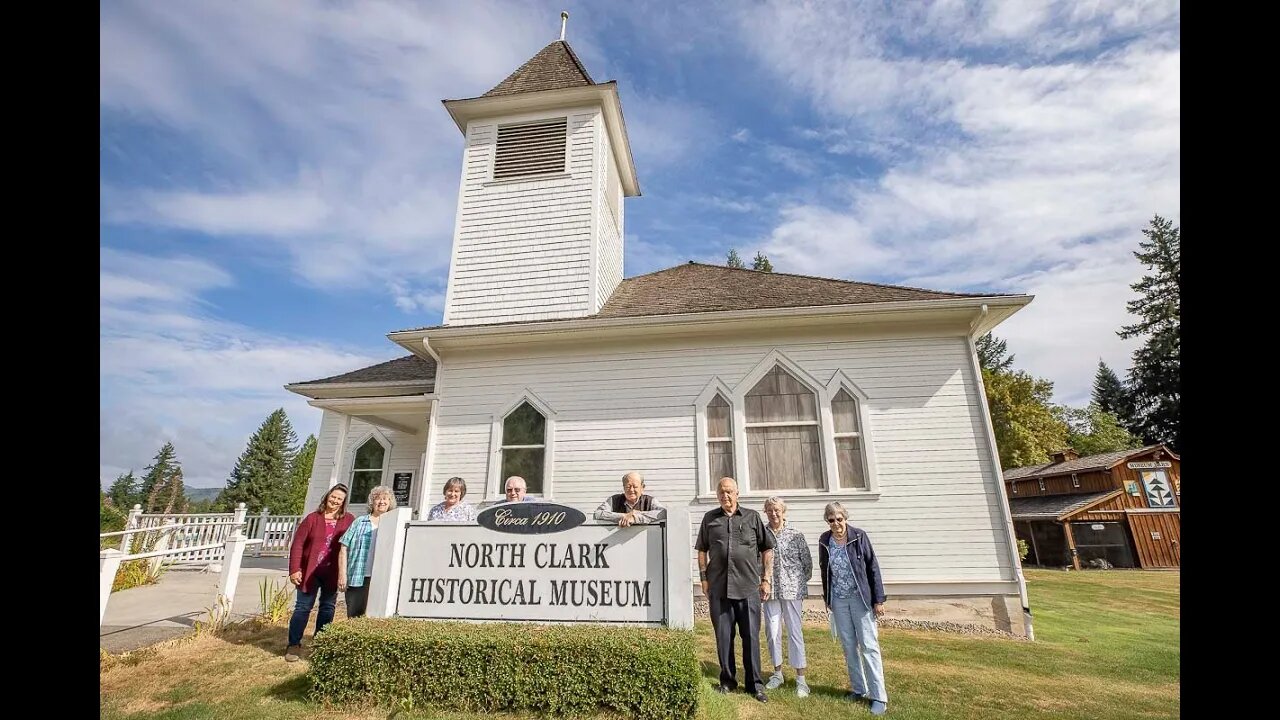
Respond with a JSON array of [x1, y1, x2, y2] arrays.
[[762, 496, 813, 697], [337, 484, 396, 619], [818, 501, 889, 716]]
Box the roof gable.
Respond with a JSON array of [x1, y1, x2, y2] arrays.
[[483, 41, 594, 98], [1003, 444, 1176, 481]]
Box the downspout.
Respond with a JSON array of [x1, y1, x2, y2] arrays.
[[967, 304, 1036, 640]]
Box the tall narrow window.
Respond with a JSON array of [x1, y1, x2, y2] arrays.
[[706, 394, 735, 485], [351, 438, 386, 500], [745, 365, 823, 490], [501, 402, 546, 494], [831, 389, 867, 489]]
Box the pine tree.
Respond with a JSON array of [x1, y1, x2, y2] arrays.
[[107, 471, 140, 510], [975, 333, 1015, 373], [726, 249, 745, 269], [1119, 215, 1180, 450], [286, 435, 318, 515], [219, 409, 298, 513], [140, 442, 186, 513], [751, 251, 774, 272], [1091, 360, 1137, 433]]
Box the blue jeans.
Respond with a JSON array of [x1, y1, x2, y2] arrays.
[[287, 585, 338, 647], [831, 593, 888, 703]]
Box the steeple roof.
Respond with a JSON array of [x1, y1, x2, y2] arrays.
[[483, 40, 595, 98]]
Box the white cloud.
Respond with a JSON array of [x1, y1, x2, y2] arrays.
[[100, 0, 570, 294], [100, 249, 393, 488], [733, 0, 1178, 405]]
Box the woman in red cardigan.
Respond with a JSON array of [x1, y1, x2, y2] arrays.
[[285, 483, 354, 661]]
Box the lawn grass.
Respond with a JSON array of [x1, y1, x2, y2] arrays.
[[100, 568, 1179, 719]]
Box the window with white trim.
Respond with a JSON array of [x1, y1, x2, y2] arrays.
[[501, 402, 547, 494], [350, 437, 386, 501], [744, 365, 823, 490], [831, 388, 867, 489], [494, 117, 567, 181], [706, 393, 735, 485]]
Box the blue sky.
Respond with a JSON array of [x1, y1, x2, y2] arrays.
[[100, 0, 1180, 488]]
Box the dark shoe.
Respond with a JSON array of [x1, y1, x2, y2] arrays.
[[753, 690, 769, 703], [714, 684, 732, 694], [845, 691, 866, 702]]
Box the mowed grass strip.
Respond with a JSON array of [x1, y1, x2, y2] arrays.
[[100, 569, 1179, 720]]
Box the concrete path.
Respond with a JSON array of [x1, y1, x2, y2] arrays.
[[100, 556, 291, 654]]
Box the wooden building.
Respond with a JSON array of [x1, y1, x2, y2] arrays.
[[285, 35, 1040, 635], [1005, 445, 1180, 569]]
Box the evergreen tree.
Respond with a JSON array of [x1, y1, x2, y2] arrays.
[[1091, 360, 1137, 433], [976, 333, 1015, 373], [1118, 215, 1180, 450], [218, 408, 298, 513], [106, 471, 140, 510], [140, 442, 186, 513], [286, 435, 318, 515], [726, 248, 745, 269], [751, 251, 774, 272]]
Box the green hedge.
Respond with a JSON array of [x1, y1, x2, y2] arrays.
[[308, 619, 700, 720]]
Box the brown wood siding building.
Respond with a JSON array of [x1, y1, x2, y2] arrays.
[[1005, 445, 1180, 569]]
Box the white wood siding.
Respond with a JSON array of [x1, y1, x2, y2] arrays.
[[427, 332, 1017, 586], [596, 132, 623, 310], [305, 411, 428, 514], [444, 108, 600, 326]]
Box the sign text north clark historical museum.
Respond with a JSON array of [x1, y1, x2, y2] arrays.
[[397, 503, 667, 624]]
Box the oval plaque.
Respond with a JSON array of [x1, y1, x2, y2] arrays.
[[476, 501, 586, 535]]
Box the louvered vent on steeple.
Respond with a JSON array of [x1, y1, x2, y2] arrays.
[[493, 117, 568, 180]]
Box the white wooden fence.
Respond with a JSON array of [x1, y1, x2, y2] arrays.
[[99, 527, 262, 627], [118, 504, 304, 560]]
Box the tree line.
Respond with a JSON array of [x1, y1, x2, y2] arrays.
[[101, 409, 317, 530], [980, 215, 1180, 468]]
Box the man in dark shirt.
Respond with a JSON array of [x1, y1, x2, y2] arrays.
[[696, 476, 776, 703]]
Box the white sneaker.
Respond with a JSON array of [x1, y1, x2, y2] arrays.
[[796, 680, 810, 698], [765, 672, 784, 690]]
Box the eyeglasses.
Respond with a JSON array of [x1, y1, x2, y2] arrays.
[[825, 516, 845, 523]]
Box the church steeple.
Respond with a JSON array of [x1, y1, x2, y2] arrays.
[[439, 21, 640, 327]]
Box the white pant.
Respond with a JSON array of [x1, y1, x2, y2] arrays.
[[763, 598, 807, 669]]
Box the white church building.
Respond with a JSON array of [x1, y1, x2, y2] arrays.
[[287, 37, 1034, 635]]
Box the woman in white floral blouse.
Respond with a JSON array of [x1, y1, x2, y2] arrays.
[[427, 476, 477, 522], [762, 496, 814, 697]]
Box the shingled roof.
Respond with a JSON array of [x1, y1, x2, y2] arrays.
[[1008, 490, 1122, 520], [293, 355, 436, 388], [594, 263, 996, 319], [1003, 445, 1168, 481], [483, 41, 595, 97]]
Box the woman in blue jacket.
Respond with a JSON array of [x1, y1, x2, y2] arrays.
[[818, 501, 888, 716]]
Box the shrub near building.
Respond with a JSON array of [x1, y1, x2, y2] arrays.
[[308, 619, 699, 719]]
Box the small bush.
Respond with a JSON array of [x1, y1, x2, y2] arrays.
[[309, 619, 700, 720], [1017, 538, 1030, 561], [112, 559, 162, 592]]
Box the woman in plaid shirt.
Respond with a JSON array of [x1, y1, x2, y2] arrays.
[[337, 485, 396, 618]]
